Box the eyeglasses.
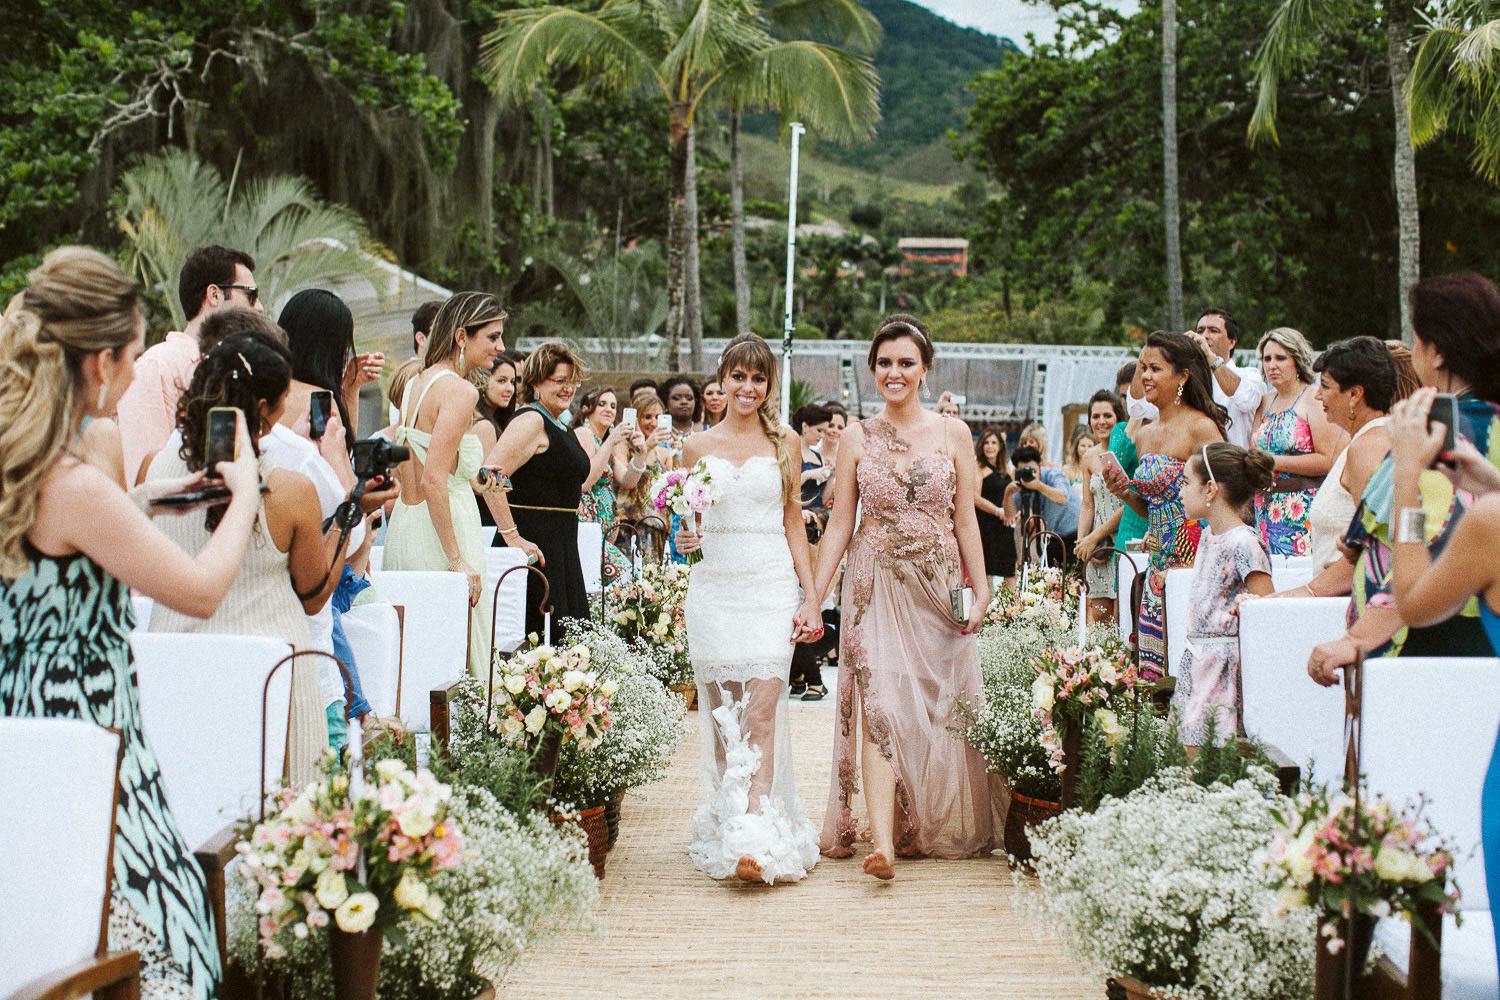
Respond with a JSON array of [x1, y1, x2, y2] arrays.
[[217, 283, 259, 306], [546, 376, 581, 389]]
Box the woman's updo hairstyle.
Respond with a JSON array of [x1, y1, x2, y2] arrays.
[[0, 246, 142, 578], [1190, 442, 1276, 509], [866, 312, 934, 370], [518, 341, 587, 405], [1313, 336, 1396, 413], [1144, 330, 1229, 435], [1408, 272, 1500, 402], [716, 332, 796, 504]]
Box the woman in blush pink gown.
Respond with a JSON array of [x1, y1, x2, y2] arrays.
[[810, 315, 994, 880]]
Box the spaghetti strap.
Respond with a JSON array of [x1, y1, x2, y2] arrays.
[[403, 368, 461, 433]]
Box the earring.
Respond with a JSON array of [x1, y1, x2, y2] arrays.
[[96, 382, 108, 411], [921, 379, 931, 401], [1175, 383, 1184, 403]]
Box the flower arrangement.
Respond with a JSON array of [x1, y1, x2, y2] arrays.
[[1263, 783, 1460, 953], [1028, 769, 1315, 1000], [234, 758, 463, 958], [604, 559, 693, 687], [650, 460, 719, 564], [1031, 641, 1139, 775], [983, 566, 1077, 632], [964, 684, 1062, 801], [488, 640, 615, 752], [229, 785, 597, 1000]]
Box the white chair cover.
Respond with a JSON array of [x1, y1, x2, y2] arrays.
[[578, 521, 605, 595], [1271, 554, 1313, 572], [1117, 553, 1142, 642], [131, 594, 153, 632], [1237, 596, 1349, 784], [369, 570, 470, 729], [1271, 565, 1315, 592], [1363, 656, 1500, 997], [341, 603, 402, 717], [1164, 564, 1327, 678], [369, 545, 383, 572], [485, 546, 529, 654], [479, 525, 497, 548], [0, 719, 121, 997], [131, 633, 294, 848]]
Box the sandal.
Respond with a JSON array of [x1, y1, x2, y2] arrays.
[[801, 685, 826, 701], [789, 680, 807, 697]]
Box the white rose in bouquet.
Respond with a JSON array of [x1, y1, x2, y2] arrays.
[[524, 705, 548, 735], [393, 871, 430, 912], [315, 869, 349, 910], [334, 891, 379, 933], [1031, 674, 1054, 713], [504, 672, 526, 695]]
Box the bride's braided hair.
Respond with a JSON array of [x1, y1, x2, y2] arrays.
[[716, 333, 796, 505]]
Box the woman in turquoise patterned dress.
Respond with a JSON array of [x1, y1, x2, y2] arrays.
[[1250, 328, 1343, 557], [573, 386, 649, 583], [0, 248, 267, 998], [1104, 331, 1227, 680]]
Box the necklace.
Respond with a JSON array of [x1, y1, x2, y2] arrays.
[[530, 401, 568, 433]]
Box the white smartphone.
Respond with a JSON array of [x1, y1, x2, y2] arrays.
[[622, 407, 638, 427], [950, 394, 967, 406], [1098, 450, 1124, 476], [656, 413, 672, 432]]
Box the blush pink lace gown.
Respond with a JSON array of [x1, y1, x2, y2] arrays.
[[820, 419, 995, 859]]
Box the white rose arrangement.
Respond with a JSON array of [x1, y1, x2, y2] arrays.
[[603, 560, 693, 687], [489, 639, 615, 752]]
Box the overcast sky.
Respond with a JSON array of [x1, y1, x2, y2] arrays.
[[911, 1, 1138, 48]]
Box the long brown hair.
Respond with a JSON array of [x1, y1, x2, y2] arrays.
[[0, 247, 142, 577], [717, 333, 796, 504]]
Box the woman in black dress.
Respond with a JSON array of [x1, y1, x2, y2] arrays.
[[974, 427, 1019, 589], [482, 342, 628, 641]]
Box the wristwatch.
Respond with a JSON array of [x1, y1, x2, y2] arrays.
[[1211, 357, 1225, 371]]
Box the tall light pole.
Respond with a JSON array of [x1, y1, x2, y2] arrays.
[[780, 122, 805, 424]]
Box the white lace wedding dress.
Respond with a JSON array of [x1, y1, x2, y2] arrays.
[[684, 454, 820, 883]]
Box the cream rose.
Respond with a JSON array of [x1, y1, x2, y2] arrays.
[[504, 673, 526, 695], [1031, 675, 1055, 714], [315, 868, 349, 910], [524, 705, 548, 735], [393, 871, 430, 911], [334, 891, 379, 933]]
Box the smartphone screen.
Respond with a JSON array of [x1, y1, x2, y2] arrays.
[[309, 390, 332, 441], [1429, 393, 1458, 455], [656, 413, 672, 433], [204, 407, 238, 474], [622, 407, 638, 427]]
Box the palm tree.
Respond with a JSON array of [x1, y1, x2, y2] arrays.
[[1250, 0, 1420, 343], [520, 239, 670, 370], [116, 148, 387, 330], [482, 0, 879, 371], [1407, 1, 1500, 185], [1161, 0, 1184, 332]]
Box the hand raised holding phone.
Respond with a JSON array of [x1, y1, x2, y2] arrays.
[[214, 410, 261, 498]]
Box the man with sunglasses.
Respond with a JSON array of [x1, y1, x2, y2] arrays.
[[118, 244, 262, 483]]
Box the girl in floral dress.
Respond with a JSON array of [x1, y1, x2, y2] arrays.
[[1172, 444, 1275, 744]]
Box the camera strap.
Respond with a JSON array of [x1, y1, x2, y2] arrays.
[[296, 483, 365, 603]]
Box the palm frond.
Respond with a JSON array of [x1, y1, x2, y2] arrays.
[[762, 0, 882, 54], [1248, 0, 1332, 146], [724, 40, 880, 144], [481, 7, 662, 103], [1407, 23, 1468, 147], [662, 0, 768, 101]]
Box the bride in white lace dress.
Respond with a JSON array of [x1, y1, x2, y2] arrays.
[[676, 333, 824, 884]]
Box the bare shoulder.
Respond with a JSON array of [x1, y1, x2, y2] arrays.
[[943, 414, 972, 445], [779, 425, 800, 449], [267, 467, 316, 506], [1190, 410, 1226, 446]]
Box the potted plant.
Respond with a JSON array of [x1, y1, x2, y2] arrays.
[[234, 758, 464, 1000], [1263, 783, 1460, 995], [1029, 639, 1138, 807], [964, 684, 1063, 861], [1029, 769, 1315, 1000]]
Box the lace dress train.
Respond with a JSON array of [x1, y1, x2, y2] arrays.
[[685, 455, 819, 883]]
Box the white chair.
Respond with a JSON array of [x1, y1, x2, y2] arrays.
[[370, 569, 470, 729], [479, 525, 497, 548], [1117, 552, 1142, 643], [369, 544, 384, 572], [579, 521, 605, 595], [1272, 564, 1316, 592], [341, 602, 404, 717], [1238, 596, 1350, 784], [486, 546, 529, 653], [1164, 563, 1323, 677], [1362, 656, 1500, 999], [131, 633, 294, 850], [0, 718, 139, 999], [130, 594, 153, 632]]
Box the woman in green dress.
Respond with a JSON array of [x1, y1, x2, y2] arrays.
[[0, 247, 266, 998]]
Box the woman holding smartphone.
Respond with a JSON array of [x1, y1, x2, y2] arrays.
[[574, 386, 650, 583]]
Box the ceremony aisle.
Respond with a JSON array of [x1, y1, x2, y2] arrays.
[[499, 689, 1099, 998]]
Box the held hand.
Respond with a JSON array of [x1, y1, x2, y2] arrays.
[[646, 425, 671, 451], [1101, 462, 1133, 500], [1076, 534, 1098, 566], [791, 598, 824, 643], [1307, 635, 1360, 687], [344, 352, 384, 392], [1439, 437, 1500, 497], [674, 528, 702, 554], [217, 416, 261, 498], [1388, 388, 1445, 477], [449, 556, 482, 607]]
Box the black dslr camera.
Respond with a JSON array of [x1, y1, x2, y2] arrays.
[[1016, 465, 1039, 483], [352, 437, 410, 482]]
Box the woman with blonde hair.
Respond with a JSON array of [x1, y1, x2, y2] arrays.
[[1249, 326, 1345, 556], [674, 332, 823, 884], [483, 342, 619, 641], [0, 247, 266, 998], [384, 291, 506, 676]]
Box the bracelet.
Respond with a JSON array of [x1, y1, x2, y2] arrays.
[[628, 462, 646, 474], [1394, 506, 1427, 545], [500, 525, 520, 538]]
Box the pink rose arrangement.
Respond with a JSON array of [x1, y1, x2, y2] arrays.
[[984, 566, 1078, 630], [1030, 642, 1138, 774], [1264, 783, 1460, 954], [490, 639, 616, 750], [651, 460, 719, 564], [235, 758, 463, 958]]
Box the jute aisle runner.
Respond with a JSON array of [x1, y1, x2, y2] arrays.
[[499, 690, 1100, 999]]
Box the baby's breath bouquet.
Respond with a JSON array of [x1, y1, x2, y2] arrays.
[[1028, 769, 1314, 1000]]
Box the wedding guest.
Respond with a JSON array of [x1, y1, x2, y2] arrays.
[[1103, 331, 1228, 680], [1386, 340, 1422, 401], [1308, 273, 1500, 683], [144, 332, 339, 781], [702, 379, 727, 427], [1171, 443, 1275, 744], [0, 247, 264, 999], [389, 300, 442, 426], [1192, 308, 1265, 448], [1111, 359, 1153, 553], [661, 374, 702, 452], [790, 403, 833, 698], [1077, 390, 1127, 623], [574, 385, 648, 583], [483, 342, 596, 641], [1249, 327, 1344, 557], [1011, 445, 1078, 566], [812, 314, 994, 879], [974, 426, 1019, 590], [385, 292, 506, 677], [819, 401, 849, 506], [117, 244, 259, 483], [471, 353, 519, 444], [936, 395, 961, 419], [629, 376, 660, 400], [278, 289, 383, 440]]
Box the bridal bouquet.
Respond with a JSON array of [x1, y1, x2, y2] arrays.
[[236, 758, 463, 958], [489, 640, 617, 752], [650, 461, 719, 565], [1264, 783, 1460, 953], [606, 560, 693, 687], [1031, 641, 1138, 774]]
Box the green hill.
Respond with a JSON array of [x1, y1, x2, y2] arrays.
[[746, 0, 1017, 171]]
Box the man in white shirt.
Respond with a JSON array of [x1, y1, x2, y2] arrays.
[[1191, 308, 1264, 448]]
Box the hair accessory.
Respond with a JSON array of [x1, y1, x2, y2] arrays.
[[236, 351, 253, 376], [1200, 444, 1216, 487]]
